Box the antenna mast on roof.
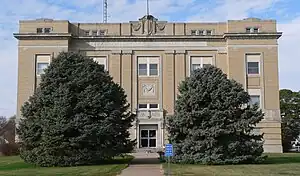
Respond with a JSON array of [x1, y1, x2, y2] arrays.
[[103, 0, 108, 23], [147, 0, 150, 16]]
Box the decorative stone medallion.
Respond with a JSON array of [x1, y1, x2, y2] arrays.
[[142, 83, 156, 96]]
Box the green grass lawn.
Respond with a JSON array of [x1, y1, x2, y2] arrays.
[[0, 155, 133, 176], [164, 153, 300, 176]]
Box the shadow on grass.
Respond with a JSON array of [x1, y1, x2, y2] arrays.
[[0, 162, 37, 171], [263, 153, 300, 164], [0, 155, 134, 171]]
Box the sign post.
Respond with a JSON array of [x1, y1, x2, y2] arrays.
[[164, 144, 173, 176]]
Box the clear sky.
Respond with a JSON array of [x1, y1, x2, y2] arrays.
[[0, 0, 300, 117]]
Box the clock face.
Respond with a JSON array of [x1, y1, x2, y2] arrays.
[[142, 84, 155, 96]]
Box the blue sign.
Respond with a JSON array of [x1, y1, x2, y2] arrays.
[[164, 144, 173, 157]]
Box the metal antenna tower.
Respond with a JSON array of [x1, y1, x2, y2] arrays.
[[147, 0, 149, 16], [103, 0, 108, 23]]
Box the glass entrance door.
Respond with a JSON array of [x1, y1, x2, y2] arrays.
[[140, 129, 156, 148]]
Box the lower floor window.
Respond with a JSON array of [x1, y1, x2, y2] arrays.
[[250, 95, 260, 107]]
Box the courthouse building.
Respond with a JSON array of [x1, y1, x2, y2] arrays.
[[14, 15, 282, 153]]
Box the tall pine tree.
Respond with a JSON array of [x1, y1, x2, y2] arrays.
[[167, 66, 265, 164], [17, 52, 135, 167]]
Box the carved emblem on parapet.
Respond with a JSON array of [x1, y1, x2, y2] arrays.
[[132, 22, 141, 31], [130, 15, 166, 35]]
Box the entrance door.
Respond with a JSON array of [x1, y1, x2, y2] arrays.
[[140, 129, 156, 148]]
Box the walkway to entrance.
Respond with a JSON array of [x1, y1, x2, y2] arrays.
[[118, 152, 164, 176]]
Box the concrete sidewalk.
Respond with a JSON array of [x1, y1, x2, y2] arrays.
[[118, 152, 164, 176]]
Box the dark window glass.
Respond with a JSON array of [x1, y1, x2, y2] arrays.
[[149, 139, 156, 147], [138, 64, 147, 75], [44, 28, 51, 33], [138, 104, 147, 109], [37, 28, 43, 33], [247, 62, 259, 74], [149, 104, 158, 109], [149, 64, 158, 76]]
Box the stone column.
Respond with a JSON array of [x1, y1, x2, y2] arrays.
[[163, 50, 175, 115], [174, 50, 186, 98], [110, 50, 121, 84]]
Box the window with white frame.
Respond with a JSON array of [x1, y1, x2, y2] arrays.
[[190, 56, 213, 74], [250, 95, 260, 107], [191, 30, 197, 35], [138, 103, 159, 110], [36, 55, 51, 76], [248, 89, 261, 108], [246, 27, 259, 33], [93, 57, 107, 70], [246, 54, 260, 75], [138, 57, 159, 76]]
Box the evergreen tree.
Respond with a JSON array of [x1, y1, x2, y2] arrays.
[[280, 89, 300, 151], [167, 66, 265, 164], [17, 52, 135, 167]]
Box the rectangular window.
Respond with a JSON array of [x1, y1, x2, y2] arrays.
[[190, 56, 213, 75], [149, 104, 158, 109], [138, 64, 147, 76], [92, 30, 97, 36], [85, 30, 90, 36], [93, 57, 107, 70], [44, 28, 51, 33], [37, 63, 49, 75], [246, 27, 251, 33], [138, 104, 159, 110], [138, 104, 148, 109], [36, 55, 51, 76], [253, 28, 259, 33], [191, 30, 197, 35], [37, 28, 43, 33], [250, 95, 260, 107], [191, 64, 201, 72], [99, 30, 106, 36], [247, 62, 259, 74], [206, 30, 212, 35], [198, 30, 204, 35], [138, 57, 159, 76], [149, 64, 158, 76]]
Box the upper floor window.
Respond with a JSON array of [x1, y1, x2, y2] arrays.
[[99, 30, 106, 36], [190, 56, 213, 74], [247, 62, 259, 74], [246, 27, 251, 33], [92, 30, 97, 36], [84, 30, 90, 36], [198, 30, 204, 35], [191, 29, 213, 35], [206, 30, 212, 35], [191, 30, 197, 35], [93, 56, 107, 70], [138, 103, 159, 110], [246, 27, 259, 33], [37, 28, 43, 33], [44, 28, 51, 33], [36, 55, 51, 76], [253, 27, 259, 33], [246, 54, 260, 75], [138, 57, 159, 77], [36, 27, 52, 34]]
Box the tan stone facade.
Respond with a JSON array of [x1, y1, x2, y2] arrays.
[[14, 16, 283, 153]]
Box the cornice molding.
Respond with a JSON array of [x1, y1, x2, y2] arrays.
[[13, 33, 72, 40], [13, 32, 282, 41], [223, 32, 282, 40]]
